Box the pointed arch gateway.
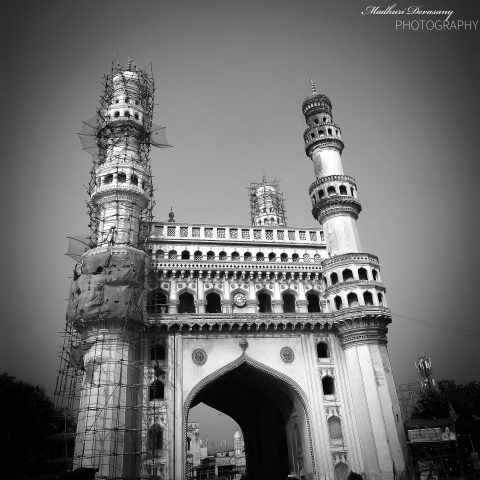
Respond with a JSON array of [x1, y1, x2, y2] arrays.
[[184, 354, 317, 480]]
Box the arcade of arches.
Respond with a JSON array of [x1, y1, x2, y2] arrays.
[[187, 361, 313, 480]]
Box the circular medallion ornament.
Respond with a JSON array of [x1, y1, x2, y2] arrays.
[[233, 292, 247, 307], [280, 346, 295, 363], [192, 349, 207, 366]]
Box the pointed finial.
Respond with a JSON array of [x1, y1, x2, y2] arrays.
[[310, 77, 317, 94], [127, 56, 133, 71]]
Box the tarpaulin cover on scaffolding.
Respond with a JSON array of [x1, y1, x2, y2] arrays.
[[67, 249, 145, 325]]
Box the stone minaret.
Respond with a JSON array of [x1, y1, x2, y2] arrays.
[[68, 59, 163, 478], [303, 81, 407, 479], [249, 178, 286, 226]]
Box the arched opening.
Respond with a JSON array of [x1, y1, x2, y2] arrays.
[[347, 292, 359, 307], [327, 186, 336, 195], [307, 293, 321, 313], [168, 250, 177, 260], [335, 462, 350, 480], [181, 250, 190, 260], [244, 252, 252, 261], [104, 174, 113, 184], [257, 291, 272, 313], [117, 172, 127, 183], [194, 250, 203, 261], [147, 424, 163, 451], [372, 269, 378, 281], [322, 376, 335, 395], [282, 293, 296, 313], [378, 292, 384, 306], [316, 342, 329, 358], [151, 344, 165, 361], [280, 253, 288, 262], [205, 292, 221, 313], [206, 251, 215, 260], [268, 252, 276, 262], [292, 253, 299, 262], [342, 269, 354, 281], [318, 190, 325, 199], [178, 292, 196, 313], [186, 359, 314, 480], [331, 272, 339, 285], [149, 380, 164, 400], [147, 290, 168, 314], [156, 249, 164, 259], [219, 251, 227, 261], [339, 185, 347, 195], [358, 267, 368, 280], [130, 174, 138, 185], [231, 251, 240, 261], [256, 252, 265, 262], [334, 296, 343, 310], [363, 291, 374, 306]]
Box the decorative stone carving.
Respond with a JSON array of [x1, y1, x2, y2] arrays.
[[280, 346, 295, 363], [192, 348, 207, 366], [239, 337, 249, 352]]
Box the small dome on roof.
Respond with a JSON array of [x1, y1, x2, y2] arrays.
[[302, 92, 332, 116]]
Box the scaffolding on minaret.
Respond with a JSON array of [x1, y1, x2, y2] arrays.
[[52, 59, 172, 478], [248, 177, 287, 227]]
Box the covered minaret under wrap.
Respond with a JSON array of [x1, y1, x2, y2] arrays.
[[62, 59, 170, 478], [303, 82, 407, 480]]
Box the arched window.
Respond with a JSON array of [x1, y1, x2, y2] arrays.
[[303, 253, 310, 262], [181, 250, 190, 260], [207, 251, 215, 260], [124, 111, 130, 118], [280, 253, 288, 262], [147, 424, 163, 451], [114, 111, 120, 118], [339, 185, 347, 195], [219, 251, 227, 261], [194, 250, 203, 261], [283, 293, 296, 313], [147, 290, 168, 314], [130, 174, 138, 185], [149, 380, 164, 400], [342, 269, 354, 281], [268, 252, 276, 262], [292, 253, 299, 262], [244, 252, 252, 261], [378, 292, 384, 306], [347, 292, 359, 307], [151, 344, 165, 361], [317, 342, 329, 358], [104, 174, 113, 184], [256, 252, 265, 262], [318, 190, 325, 199], [178, 292, 195, 313], [372, 269, 378, 281], [134, 113, 139, 120], [168, 250, 177, 260], [205, 292, 221, 313], [334, 296, 343, 310], [350, 187, 355, 196], [231, 251, 239, 261], [358, 268, 368, 280], [156, 249, 164, 259], [363, 291, 374, 306], [328, 417, 343, 440], [322, 376, 335, 395], [331, 272, 338, 285], [258, 291, 272, 313], [307, 293, 321, 313], [327, 186, 336, 195]]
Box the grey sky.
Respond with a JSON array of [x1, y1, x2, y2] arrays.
[[2, 0, 479, 451]]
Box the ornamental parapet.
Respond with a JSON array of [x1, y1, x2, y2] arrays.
[[321, 252, 379, 269], [91, 183, 150, 205], [305, 138, 344, 157], [308, 175, 357, 195], [312, 196, 362, 223]]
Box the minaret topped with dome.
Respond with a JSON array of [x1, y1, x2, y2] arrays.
[[303, 80, 362, 255]]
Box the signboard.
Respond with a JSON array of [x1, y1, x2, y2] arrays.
[[407, 426, 456, 443]]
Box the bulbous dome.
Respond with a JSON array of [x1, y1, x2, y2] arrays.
[[302, 93, 332, 117]]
